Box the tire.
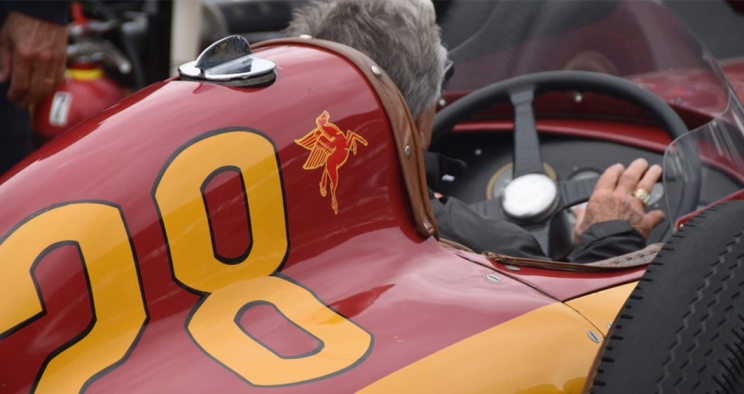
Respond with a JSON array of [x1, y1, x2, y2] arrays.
[[588, 201, 744, 394]]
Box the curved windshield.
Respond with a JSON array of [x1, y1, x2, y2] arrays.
[[442, 1, 727, 107], [664, 95, 744, 223], [438, 0, 744, 227]]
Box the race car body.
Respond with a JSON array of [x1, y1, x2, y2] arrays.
[[2, 1, 744, 393]]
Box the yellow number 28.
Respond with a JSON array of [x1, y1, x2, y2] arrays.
[[0, 129, 371, 392]]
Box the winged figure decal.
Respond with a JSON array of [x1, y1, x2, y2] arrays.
[[295, 111, 368, 214]]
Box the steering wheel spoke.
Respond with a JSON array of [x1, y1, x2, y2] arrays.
[[527, 222, 551, 257], [510, 89, 545, 178], [558, 177, 598, 210]]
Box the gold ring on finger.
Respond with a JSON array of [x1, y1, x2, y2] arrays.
[[634, 188, 651, 206]]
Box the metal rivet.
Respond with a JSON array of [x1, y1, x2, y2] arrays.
[[371, 65, 383, 77], [486, 274, 502, 283], [505, 265, 520, 272], [405, 145, 412, 157], [574, 93, 583, 103], [438, 98, 446, 107], [588, 331, 600, 343], [299, 34, 312, 39], [607, 323, 612, 329]]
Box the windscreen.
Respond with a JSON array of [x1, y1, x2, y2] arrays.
[[437, 0, 744, 228], [664, 94, 744, 223], [441, 1, 726, 105]]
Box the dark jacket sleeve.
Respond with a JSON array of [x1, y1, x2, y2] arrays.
[[8, 1, 70, 25], [566, 220, 646, 264], [431, 192, 647, 263], [430, 193, 549, 260]]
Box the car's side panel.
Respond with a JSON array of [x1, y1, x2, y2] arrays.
[[358, 302, 602, 394]]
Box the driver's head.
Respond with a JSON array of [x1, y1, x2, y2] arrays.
[[287, 0, 447, 148]]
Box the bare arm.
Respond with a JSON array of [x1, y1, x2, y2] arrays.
[[0, 11, 68, 107]]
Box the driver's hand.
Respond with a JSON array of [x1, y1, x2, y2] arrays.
[[573, 158, 665, 242]]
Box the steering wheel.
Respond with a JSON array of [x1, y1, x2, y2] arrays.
[[432, 70, 700, 259]]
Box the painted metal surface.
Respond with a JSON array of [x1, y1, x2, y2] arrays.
[[455, 250, 645, 302], [566, 282, 638, 335], [358, 302, 601, 394], [0, 43, 647, 393]]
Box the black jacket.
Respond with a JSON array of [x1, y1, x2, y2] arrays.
[[1, 1, 70, 26]]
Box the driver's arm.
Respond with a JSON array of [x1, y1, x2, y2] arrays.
[[430, 189, 550, 260], [425, 151, 550, 259], [567, 220, 646, 263], [567, 158, 665, 263], [426, 153, 664, 263]]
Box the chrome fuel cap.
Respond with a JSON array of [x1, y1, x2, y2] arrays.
[[502, 173, 558, 222], [179, 35, 276, 87]]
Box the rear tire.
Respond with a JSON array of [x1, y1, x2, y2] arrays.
[[588, 201, 744, 394]]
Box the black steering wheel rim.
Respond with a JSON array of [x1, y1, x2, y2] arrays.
[[433, 70, 690, 142], [432, 70, 700, 254]]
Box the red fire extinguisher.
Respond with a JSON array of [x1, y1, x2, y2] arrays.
[[33, 2, 131, 146]]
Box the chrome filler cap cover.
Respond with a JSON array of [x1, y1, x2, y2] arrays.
[[179, 35, 276, 87]]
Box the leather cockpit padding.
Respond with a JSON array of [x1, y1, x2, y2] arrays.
[[254, 38, 439, 239], [485, 243, 663, 272]]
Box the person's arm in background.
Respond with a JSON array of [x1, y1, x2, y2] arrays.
[[0, 1, 70, 107]]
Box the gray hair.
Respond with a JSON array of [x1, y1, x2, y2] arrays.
[[286, 0, 447, 120]]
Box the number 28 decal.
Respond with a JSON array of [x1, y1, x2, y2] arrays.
[[0, 130, 372, 392]]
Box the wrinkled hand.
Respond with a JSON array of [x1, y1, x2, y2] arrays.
[[573, 158, 665, 242], [0, 12, 68, 108]]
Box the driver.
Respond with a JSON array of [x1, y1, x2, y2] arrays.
[[287, 0, 665, 263]]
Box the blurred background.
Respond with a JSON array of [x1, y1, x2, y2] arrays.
[[32, 0, 744, 145]]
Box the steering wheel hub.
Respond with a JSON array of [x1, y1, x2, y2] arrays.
[[502, 174, 557, 222]]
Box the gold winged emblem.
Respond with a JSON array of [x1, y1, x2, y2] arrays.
[[295, 111, 368, 214]]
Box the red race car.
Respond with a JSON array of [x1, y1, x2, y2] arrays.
[[2, 1, 744, 393]]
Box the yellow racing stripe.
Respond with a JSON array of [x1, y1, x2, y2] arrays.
[[359, 302, 603, 394], [565, 282, 637, 335]]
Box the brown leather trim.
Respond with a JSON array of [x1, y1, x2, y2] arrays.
[[254, 38, 438, 239], [484, 243, 663, 273], [439, 238, 476, 253]]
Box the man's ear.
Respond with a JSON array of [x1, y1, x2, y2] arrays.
[[415, 105, 437, 150]]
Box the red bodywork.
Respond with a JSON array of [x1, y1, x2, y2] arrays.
[[0, 39, 706, 393]]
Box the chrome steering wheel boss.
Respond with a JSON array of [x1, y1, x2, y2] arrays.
[[501, 173, 558, 222]]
